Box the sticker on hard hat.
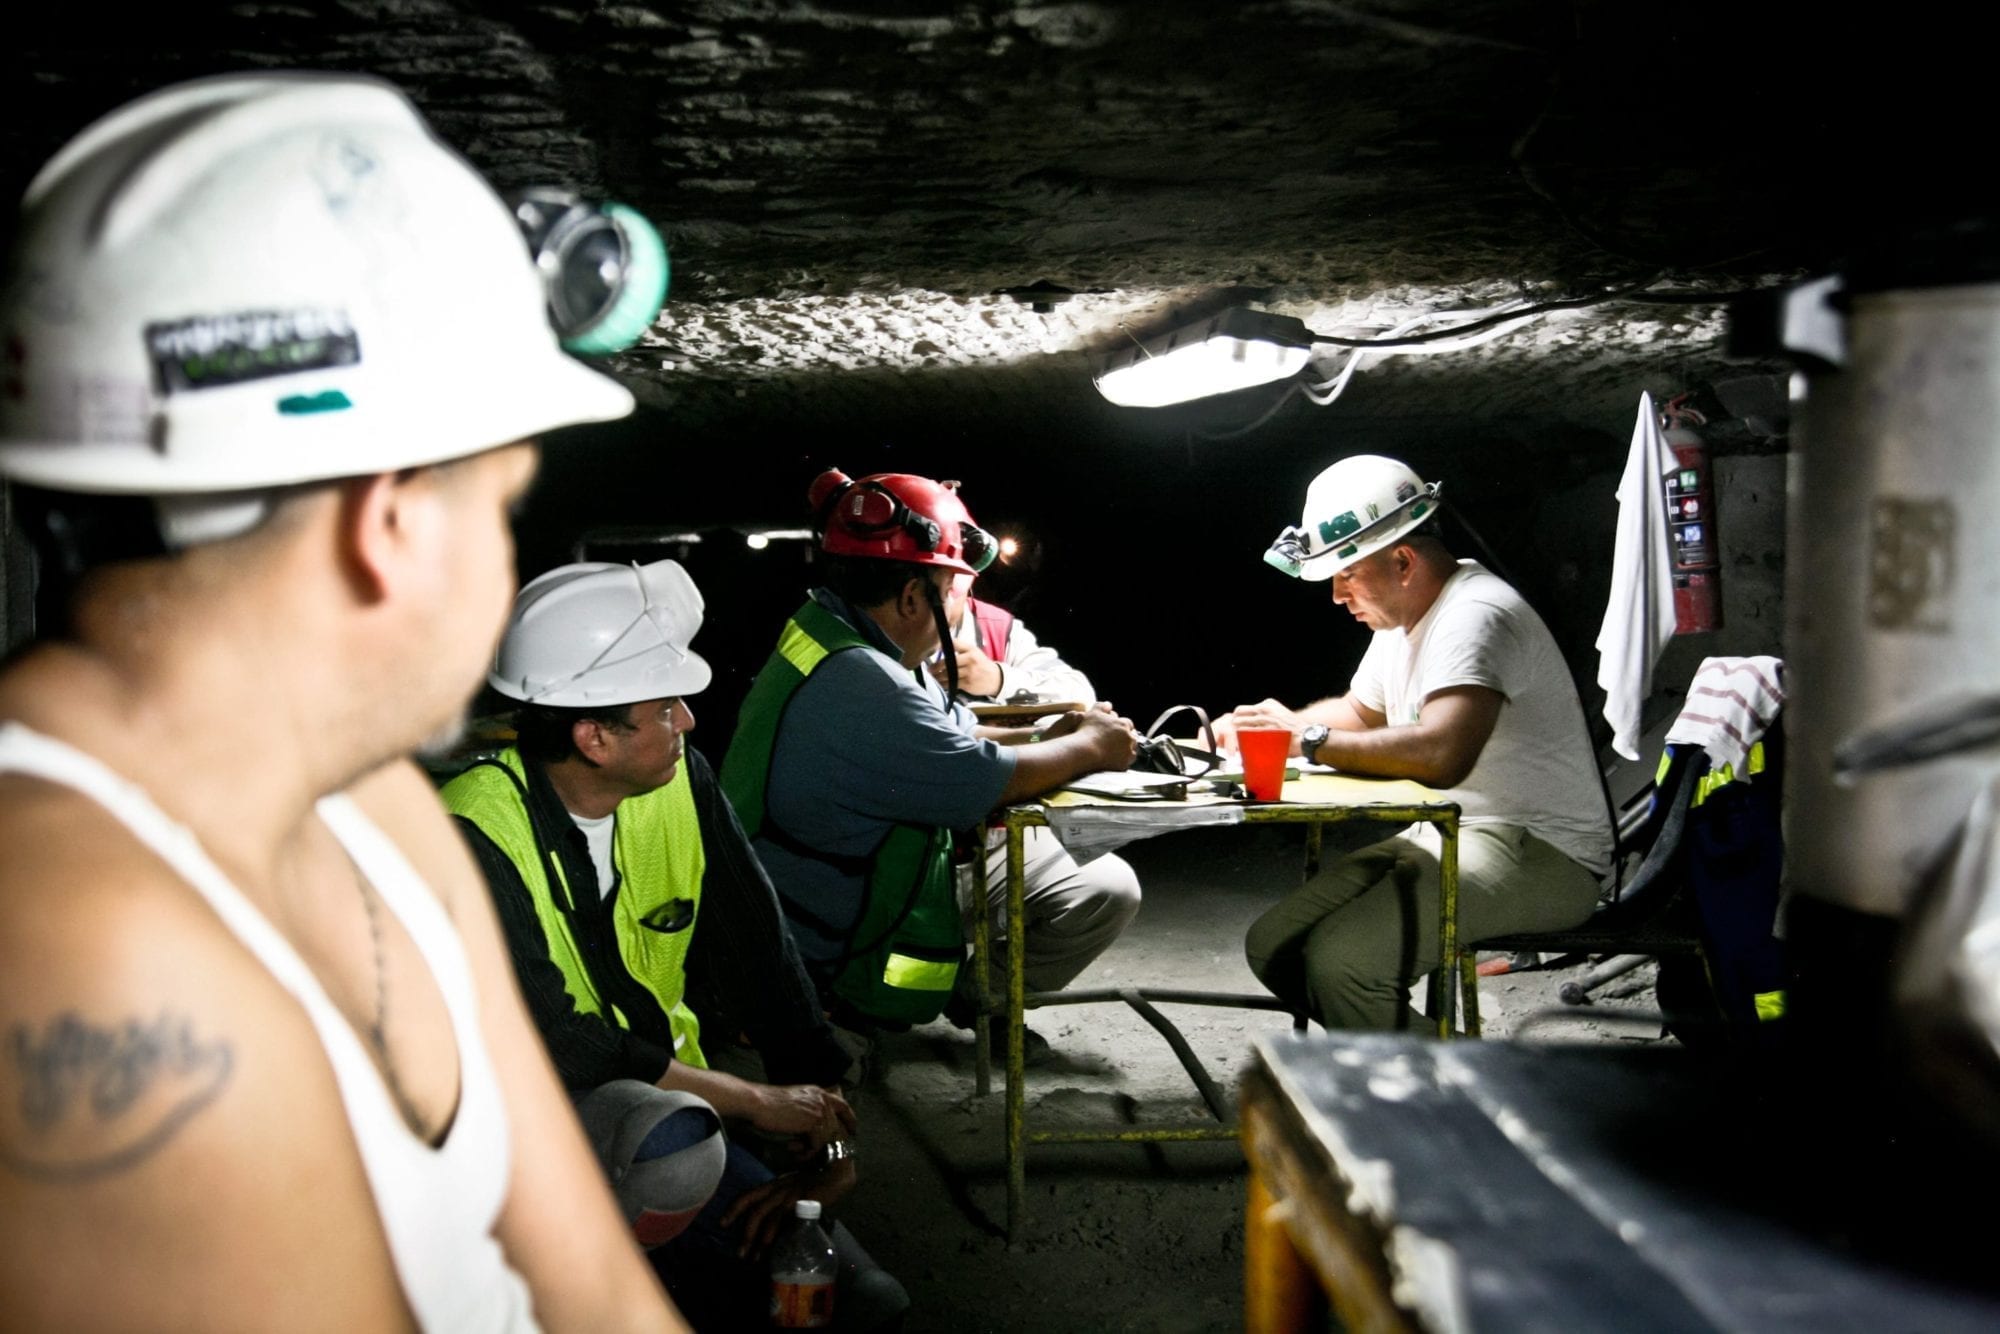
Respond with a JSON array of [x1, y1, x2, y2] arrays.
[[277, 390, 354, 416], [146, 309, 360, 394], [1318, 509, 1362, 543]]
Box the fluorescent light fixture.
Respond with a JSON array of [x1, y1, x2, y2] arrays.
[[1094, 308, 1317, 408]]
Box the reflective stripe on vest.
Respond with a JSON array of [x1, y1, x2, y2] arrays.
[[776, 619, 830, 677], [442, 747, 710, 1068], [1656, 739, 1767, 810], [882, 952, 959, 992]]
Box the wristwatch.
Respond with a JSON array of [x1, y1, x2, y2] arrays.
[[1298, 723, 1330, 764], [820, 1138, 856, 1168]]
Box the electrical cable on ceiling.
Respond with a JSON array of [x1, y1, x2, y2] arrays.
[[1189, 277, 1757, 442], [1191, 379, 1309, 443], [1306, 277, 1762, 350], [1194, 302, 1570, 440], [1307, 280, 1660, 348]]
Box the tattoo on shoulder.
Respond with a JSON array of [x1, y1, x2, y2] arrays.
[[0, 1011, 233, 1182]]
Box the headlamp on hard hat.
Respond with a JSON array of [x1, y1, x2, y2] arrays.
[[510, 188, 670, 356], [956, 519, 1000, 574], [1263, 525, 1311, 577], [0, 75, 639, 500], [1270, 456, 1442, 582]]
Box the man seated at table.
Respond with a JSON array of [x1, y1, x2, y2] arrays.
[[927, 503, 1143, 1045], [722, 469, 1140, 1059], [935, 569, 1095, 711], [1219, 455, 1610, 1031]]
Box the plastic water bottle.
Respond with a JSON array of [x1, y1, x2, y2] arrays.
[[769, 1199, 837, 1328]]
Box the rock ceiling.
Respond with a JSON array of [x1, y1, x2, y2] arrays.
[[2, 4, 1980, 445]]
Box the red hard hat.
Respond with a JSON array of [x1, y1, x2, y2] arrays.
[[809, 469, 996, 575]]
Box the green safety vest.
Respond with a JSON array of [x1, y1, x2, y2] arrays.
[[441, 747, 709, 1068], [721, 597, 962, 1025]]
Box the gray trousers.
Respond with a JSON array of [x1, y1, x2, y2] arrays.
[[1244, 823, 1599, 1031], [962, 826, 1142, 995]]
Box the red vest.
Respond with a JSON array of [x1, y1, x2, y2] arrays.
[[969, 597, 1013, 661]]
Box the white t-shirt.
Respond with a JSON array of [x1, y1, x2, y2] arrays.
[[1349, 560, 1612, 875], [574, 811, 618, 897]]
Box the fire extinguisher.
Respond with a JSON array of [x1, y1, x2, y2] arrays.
[[1661, 392, 1722, 634]]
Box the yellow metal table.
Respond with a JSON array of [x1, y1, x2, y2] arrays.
[[968, 771, 1461, 1237]]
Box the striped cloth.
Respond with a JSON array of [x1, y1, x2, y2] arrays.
[[1665, 656, 1785, 776]]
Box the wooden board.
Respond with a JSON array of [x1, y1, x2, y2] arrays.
[[969, 701, 1089, 726]]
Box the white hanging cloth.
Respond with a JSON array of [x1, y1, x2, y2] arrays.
[[1594, 390, 1679, 760]]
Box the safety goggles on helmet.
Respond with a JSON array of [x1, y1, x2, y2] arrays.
[[824, 482, 1000, 574], [510, 189, 671, 357], [813, 472, 998, 574]]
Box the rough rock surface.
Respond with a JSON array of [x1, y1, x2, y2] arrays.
[[0, 11, 1936, 1328], [4, 3, 1975, 435]]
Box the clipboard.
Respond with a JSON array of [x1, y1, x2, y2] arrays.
[[969, 701, 1090, 726]]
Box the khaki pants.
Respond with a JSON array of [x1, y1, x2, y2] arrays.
[[1244, 823, 1599, 1031], [959, 826, 1142, 996]]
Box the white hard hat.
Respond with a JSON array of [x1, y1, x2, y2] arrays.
[[0, 72, 633, 495], [490, 559, 712, 707], [1263, 455, 1441, 581]]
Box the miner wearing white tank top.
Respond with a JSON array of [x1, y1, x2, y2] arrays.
[[1223, 456, 1611, 1031], [0, 75, 685, 1329]]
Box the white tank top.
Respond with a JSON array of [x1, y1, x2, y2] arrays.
[[0, 723, 538, 1332]]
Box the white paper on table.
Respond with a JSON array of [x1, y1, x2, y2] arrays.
[[1043, 800, 1247, 865], [1059, 770, 1208, 799]]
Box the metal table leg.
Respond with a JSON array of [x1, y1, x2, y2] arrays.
[[1005, 818, 1028, 1239], [970, 823, 992, 1097], [995, 800, 1462, 1233], [1432, 811, 1461, 1039]]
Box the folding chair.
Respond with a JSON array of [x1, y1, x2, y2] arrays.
[[1453, 747, 1705, 1037]]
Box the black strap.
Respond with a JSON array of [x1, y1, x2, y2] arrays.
[[756, 807, 933, 969], [759, 816, 873, 878], [1142, 705, 1221, 777], [922, 577, 959, 704], [829, 827, 941, 969]]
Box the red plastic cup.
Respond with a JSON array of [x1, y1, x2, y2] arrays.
[[1236, 728, 1292, 802]]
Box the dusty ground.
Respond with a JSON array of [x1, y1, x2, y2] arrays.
[[832, 824, 1673, 1333]]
